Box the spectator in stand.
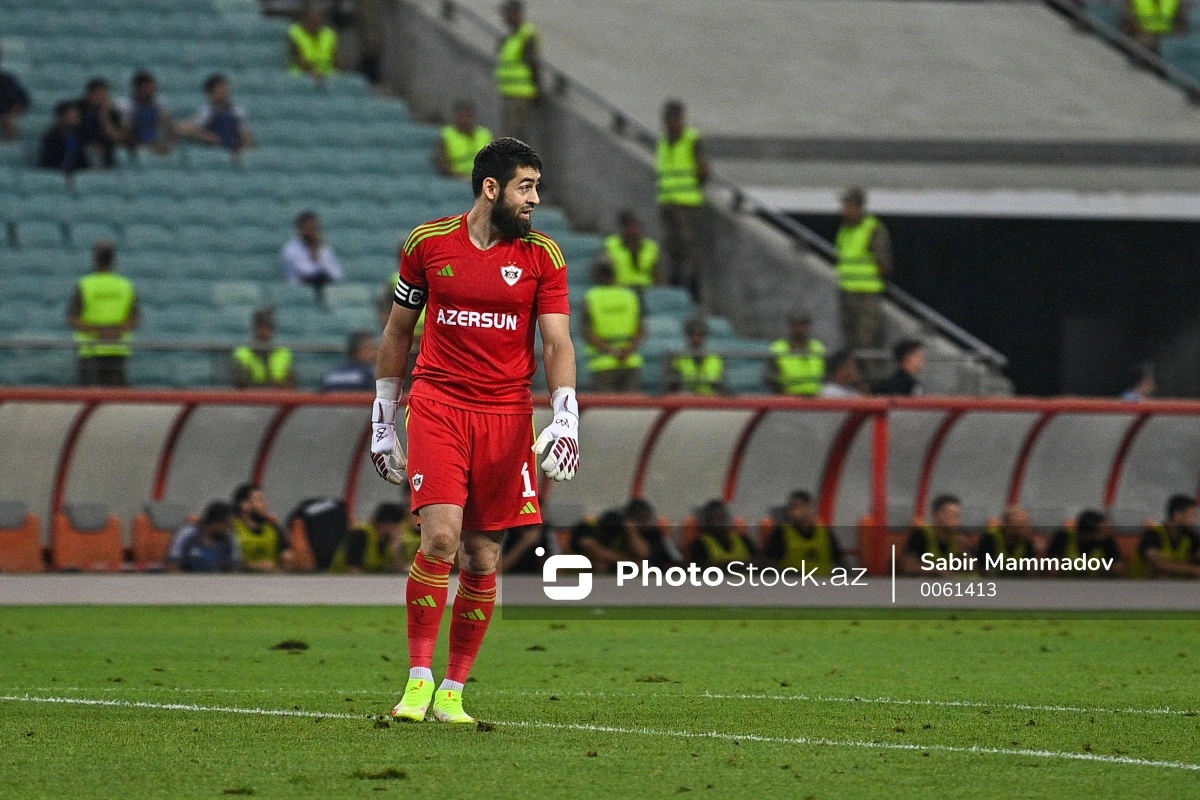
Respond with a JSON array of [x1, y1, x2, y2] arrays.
[[871, 338, 925, 396], [668, 316, 726, 395], [167, 502, 240, 573], [320, 330, 377, 392], [501, 524, 553, 574], [657, 100, 709, 300], [976, 506, 1039, 576], [67, 240, 140, 387], [689, 499, 757, 567], [232, 308, 295, 389], [281, 211, 344, 299], [180, 74, 253, 153], [820, 350, 866, 398], [78, 78, 127, 169], [585, 261, 644, 392], [38, 101, 85, 173], [763, 490, 844, 576], [599, 211, 662, 289], [1121, 366, 1156, 402], [231, 482, 294, 572], [0, 46, 31, 141], [1124, 0, 1186, 54], [495, 0, 540, 141], [624, 498, 684, 568], [117, 71, 175, 156], [435, 100, 492, 179], [765, 310, 826, 397], [836, 187, 891, 355], [330, 502, 418, 574], [1134, 495, 1200, 578], [1048, 509, 1126, 578], [288, 2, 339, 83], [902, 494, 968, 576]]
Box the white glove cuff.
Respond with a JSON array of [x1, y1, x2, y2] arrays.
[[376, 377, 401, 402], [551, 386, 578, 417], [372, 398, 398, 425]]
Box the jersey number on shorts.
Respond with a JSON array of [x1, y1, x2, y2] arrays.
[[520, 462, 538, 498]]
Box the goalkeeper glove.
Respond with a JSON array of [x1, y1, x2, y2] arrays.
[[533, 387, 580, 481], [371, 379, 407, 486]]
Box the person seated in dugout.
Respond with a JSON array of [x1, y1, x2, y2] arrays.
[[1132, 494, 1200, 579], [763, 490, 844, 576], [688, 499, 758, 567], [571, 510, 655, 573], [1047, 509, 1125, 579], [975, 505, 1039, 577], [500, 524, 553, 574], [167, 502, 239, 573], [623, 498, 685, 569], [231, 482, 295, 572], [902, 494, 971, 576], [330, 502, 418, 574]]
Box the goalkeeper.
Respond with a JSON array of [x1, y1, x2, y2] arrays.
[[371, 138, 578, 724]]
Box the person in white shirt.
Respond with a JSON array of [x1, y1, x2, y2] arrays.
[[820, 349, 867, 398], [281, 211, 344, 300]]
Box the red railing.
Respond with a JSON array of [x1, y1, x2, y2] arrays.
[[5, 389, 1200, 573]]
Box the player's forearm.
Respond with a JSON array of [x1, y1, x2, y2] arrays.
[[377, 322, 414, 382], [542, 337, 577, 393]]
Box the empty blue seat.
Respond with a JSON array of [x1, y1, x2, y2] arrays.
[[138, 279, 213, 307], [642, 287, 694, 316], [124, 223, 177, 250], [68, 222, 120, 250], [212, 280, 264, 307], [16, 221, 66, 249], [323, 283, 374, 308]]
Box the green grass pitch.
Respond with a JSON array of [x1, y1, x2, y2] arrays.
[[2, 607, 1199, 798]]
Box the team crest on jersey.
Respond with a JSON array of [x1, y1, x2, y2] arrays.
[[500, 265, 522, 286], [411, 473, 423, 492]]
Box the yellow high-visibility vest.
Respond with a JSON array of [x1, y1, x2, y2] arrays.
[[656, 127, 704, 207], [700, 532, 752, 565], [835, 216, 884, 294], [495, 22, 538, 99], [288, 24, 338, 75], [1131, 524, 1194, 578], [777, 523, 836, 575], [770, 338, 825, 396], [233, 346, 293, 385], [441, 125, 492, 177], [585, 285, 644, 372], [233, 518, 281, 565], [1132, 0, 1179, 33], [672, 353, 724, 395], [76, 272, 135, 358], [604, 234, 660, 287]]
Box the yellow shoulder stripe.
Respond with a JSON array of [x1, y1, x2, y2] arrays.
[[524, 231, 566, 269], [403, 216, 463, 255]]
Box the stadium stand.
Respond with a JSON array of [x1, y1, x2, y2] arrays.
[[0, 0, 778, 393]]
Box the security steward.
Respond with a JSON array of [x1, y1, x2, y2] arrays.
[[836, 187, 892, 354], [584, 261, 644, 392], [233, 308, 295, 389], [688, 499, 756, 567], [1133, 494, 1200, 578], [330, 501, 418, 574], [602, 210, 661, 288], [763, 490, 844, 576], [436, 100, 492, 179], [668, 316, 726, 395], [68, 239, 139, 387], [766, 310, 826, 396], [288, 3, 338, 78], [495, 0, 539, 140]]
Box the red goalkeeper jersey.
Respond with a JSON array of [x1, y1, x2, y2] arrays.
[[393, 214, 570, 414]]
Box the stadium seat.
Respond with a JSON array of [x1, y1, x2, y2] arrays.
[[123, 223, 177, 250], [644, 315, 686, 339], [52, 503, 124, 571], [323, 283, 374, 308], [212, 280, 264, 307], [15, 221, 66, 249], [0, 501, 44, 572], [642, 287, 694, 316], [68, 222, 120, 250], [131, 502, 191, 568]]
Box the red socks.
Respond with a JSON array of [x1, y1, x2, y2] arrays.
[[446, 570, 497, 684], [406, 551, 453, 670]]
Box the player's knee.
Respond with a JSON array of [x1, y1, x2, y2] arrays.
[[420, 527, 459, 561]]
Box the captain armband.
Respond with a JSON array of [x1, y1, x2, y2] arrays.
[[393, 277, 427, 310]]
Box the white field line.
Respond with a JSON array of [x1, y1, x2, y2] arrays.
[[2, 694, 1198, 773], [5, 686, 1197, 717]]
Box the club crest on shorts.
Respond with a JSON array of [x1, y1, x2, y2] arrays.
[[500, 265, 522, 286], [411, 473, 423, 492]]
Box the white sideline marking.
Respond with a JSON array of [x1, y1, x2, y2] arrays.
[[2, 694, 1198, 772], [7, 686, 1198, 717]]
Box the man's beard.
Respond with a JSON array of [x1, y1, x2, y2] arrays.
[[491, 199, 531, 240]]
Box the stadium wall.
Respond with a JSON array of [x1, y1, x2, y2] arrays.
[[378, 0, 998, 395]]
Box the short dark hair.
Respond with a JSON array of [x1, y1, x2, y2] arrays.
[[789, 490, 813, 505], [453, 99, 475, 115], [1166, 494, 1197, 520], [624, 497, 655, 523], [295, 210, 318, 227], [663, 99, 685, 118], [93, 239, 116, 268], [372, 502, 408, 525], [252, 307, 276, 329], [931, 494, 960, 515], [894, 338, 924, 363], [592, 260, 615, 284], [841, 187, 866, 207], [231, 483, 261, 510], [617, 210, 639, 228], [1076, 509, 1107, 535], [132, 70, 155, 88], [204, 73, 228, 93], [200, 501, 234, 527], [470, 137, 541, 198], [346, 329, 373, 360], [85, 77, 109, 93], [684, 316, 708, 337], [826, 349, 853, 375], [55, 100, 78, 119]]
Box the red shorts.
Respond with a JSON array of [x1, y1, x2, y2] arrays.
[[405, 395, 542, 531]]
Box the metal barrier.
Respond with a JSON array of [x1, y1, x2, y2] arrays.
[[2, 390, 1199, 568]]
